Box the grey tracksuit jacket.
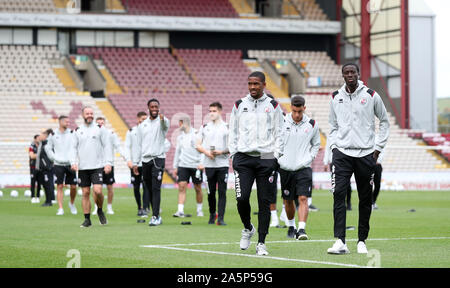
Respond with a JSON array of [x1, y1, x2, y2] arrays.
[[45, 128, 73, 166], [328, 81, 390, 158], [173, 128, 204, 169], [278, 113, 320, 171], [125, 125, 171, 167], [70, 122, 113, 170], [132, 116, 170, 165], [229, 93, 284, 159]]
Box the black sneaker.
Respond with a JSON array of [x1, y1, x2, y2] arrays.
[[296, 229, 309, 240], [137, 209, 144, 217], [208, 213, 215, 224], [80, 219, 92, 228], [216, 218, 227, 226], [287, 226, 297, 239], [98, 210, 108, 225], [308, 204, 319, 212], [41, 202, 52, 207]]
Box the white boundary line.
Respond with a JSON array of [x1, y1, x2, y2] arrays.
[[140, 236, 450, 268], [144, 245, 367, 268], [141, 236, 450, 248]]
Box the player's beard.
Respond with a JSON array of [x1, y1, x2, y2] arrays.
[[150, 110, 158, 119], [84, 117, 93, 124]]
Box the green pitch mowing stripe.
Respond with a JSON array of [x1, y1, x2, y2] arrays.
[[0, 188, 449, 267]]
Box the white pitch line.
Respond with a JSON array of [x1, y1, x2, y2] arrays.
[[145, 245, 368, 268], [141, 236, 450, 248]]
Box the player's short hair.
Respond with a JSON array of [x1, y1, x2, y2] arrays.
[[147, 98, 160, 107], [81, 106, 92, 113], [291, 95, 305, 107], [209, 102, 222, 110], [34, 134, 39, 140], [43, 128, 53, 136], [96, 117, 105, 121], [58, 115, 68, 121], [342, 63, 360, 73], [137, 111, 147, 118], [248, 71, 265, 83]]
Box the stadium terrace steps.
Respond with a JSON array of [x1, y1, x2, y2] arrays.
[[98, 67, 123, 96], [228, 0, 255, 16], [96, 99, 129, 141], [290, 0, 328, 20], [52, 67, 80, 93], [105, 0, 126, 13], [282, 0, 301, 17]]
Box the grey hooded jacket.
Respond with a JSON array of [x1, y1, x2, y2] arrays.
[[328, 81, 390, 158], [229, 93, 284, 159]]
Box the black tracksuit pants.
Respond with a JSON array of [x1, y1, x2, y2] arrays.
[[142, 158, 165, 217], [37, 169, 55, 204], [205, 167, 228, 219], [331, 149, 376, 242], [30, 168, 41, 198], [232, 152, 278, 242], [130, 167, 150, 210], [373, 164, 382, 204]]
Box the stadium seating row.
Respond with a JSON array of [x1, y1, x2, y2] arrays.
[[0, 0, 329, 21]]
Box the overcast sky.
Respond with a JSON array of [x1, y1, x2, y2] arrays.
[[423, 0, 450, 98]]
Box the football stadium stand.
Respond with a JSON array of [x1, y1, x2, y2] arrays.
[[77, 47, 251, 177], [121, 0, 239, 18], [0, 45, 127, 177]]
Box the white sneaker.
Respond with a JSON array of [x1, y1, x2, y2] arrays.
[[256, 243, 269, 256], [68, 202, 77, 215], [31, 197, 37, 204], [269, 214, 279, 227], [357, 241, 368, 254], [197, 210, 204, 217], [327, 239, 350, 255], [56, 208, 64, 216], [240, 224, 255, 250], [173, 211, 185, 217], [107, 208, 114, 215], [36, 197, 40, 203], [149, 216, 162, 226]]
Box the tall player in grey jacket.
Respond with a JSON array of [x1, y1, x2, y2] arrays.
[[70, 107, 113, 228], [327, 63, 390, 255], [229, 71, 284, 256], [132, 98, 170, 226]]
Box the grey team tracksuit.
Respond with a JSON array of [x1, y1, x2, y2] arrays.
[[229, 93, 284, 242], [132, 116, 170, 218], [328, 81, 389, 242]]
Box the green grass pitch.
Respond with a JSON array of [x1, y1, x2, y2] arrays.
[[0, 187, 449, 268]]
